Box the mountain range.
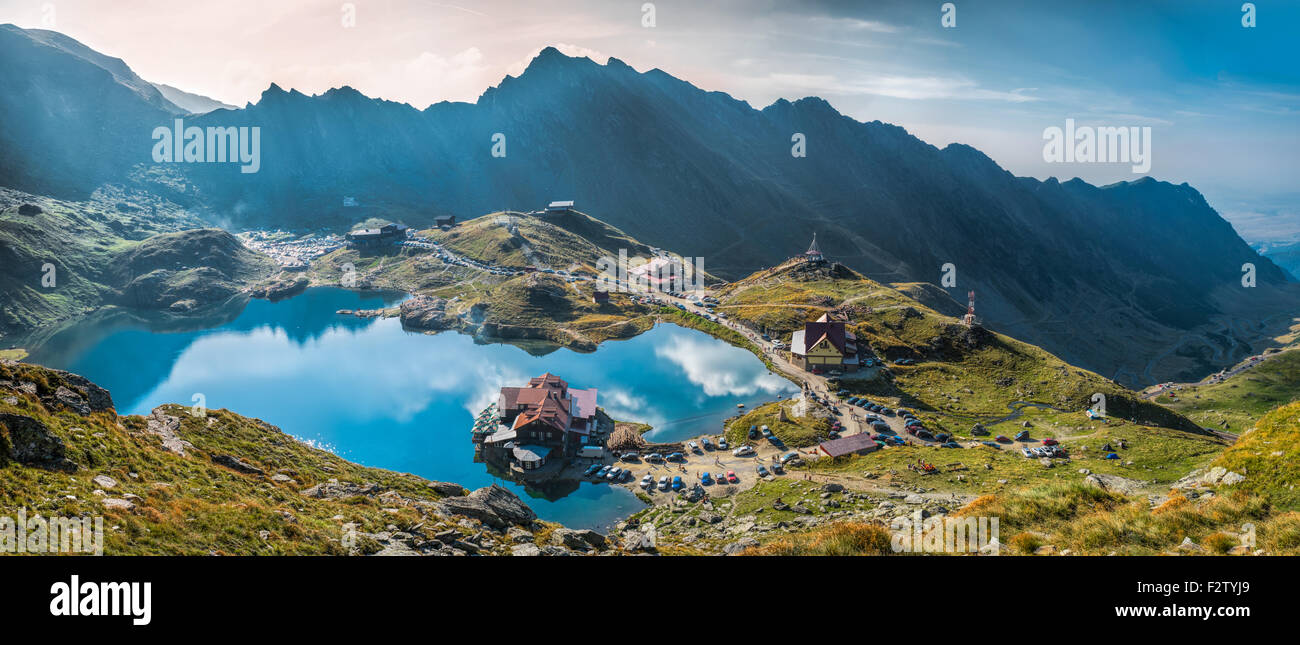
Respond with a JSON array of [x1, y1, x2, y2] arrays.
[[0, 24, 1295, 386]]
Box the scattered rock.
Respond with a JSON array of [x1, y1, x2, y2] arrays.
[[144, 408, 192, 456], [92, 475, 118, 489]]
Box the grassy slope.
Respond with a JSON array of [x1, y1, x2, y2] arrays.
[[425, 210, 657, 272], [720, 259, 1199, 430], [1160, 349, 1300, 434], [0, 187, 274, 343], [1210, 400, 1300, 511], [308, 212, 670, 350], [0, 361, 559, 555]]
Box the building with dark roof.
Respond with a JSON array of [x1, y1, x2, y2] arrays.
[[789, 313, 859, 373], [817, 433, 878, 458], [347, 222, 409, 248]]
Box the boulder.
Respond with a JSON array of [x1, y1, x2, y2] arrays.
[[102, 498, 135, 511], [821, 483, 844, 493], [212, 454, 265, 476], [303, 481, 382, 500], [0, 412, 77, 471], [511, 543, 542, 557], [92, 474, 118, 489], [506, 527, 534, 544], [54, 386, 91, 415], [436, 484, 537, 529], [723, 537, 759, 555], [425, 480, 466, 497], [48, 371, 114, 413], [551, 528, 606, 551]]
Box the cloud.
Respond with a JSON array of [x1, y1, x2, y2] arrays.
[[762, 71, 1039, 103], [654, 334, 790, 398]]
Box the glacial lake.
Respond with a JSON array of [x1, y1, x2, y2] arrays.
[[25, 287, 796, 530]]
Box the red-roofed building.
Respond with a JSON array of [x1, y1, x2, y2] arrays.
[[484, 373, 600, 470]]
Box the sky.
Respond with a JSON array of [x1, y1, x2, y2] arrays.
[[2, 0, 1297, 240]]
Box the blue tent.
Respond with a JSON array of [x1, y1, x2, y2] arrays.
[[1104, 453, 1120, 460]]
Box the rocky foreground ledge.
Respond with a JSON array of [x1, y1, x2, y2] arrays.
[[0, 359, 623, 556]]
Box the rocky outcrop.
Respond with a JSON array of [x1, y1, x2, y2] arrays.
[[0, 412, 76, 471], [302, 481, 381, 500], [144, 407, 192, 456], [249, 275, 308, 301], [399, 295, 455, 330], [550, 528, 608, 551], [436, 484, 537, 529], [424, 480, 466, 497]]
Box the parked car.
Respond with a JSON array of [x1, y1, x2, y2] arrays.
[[621, 452, 640, 461], [658, 476, 670, 491], [780, 452, 799, 464], [701, 472, 714, 485], [645, 453, 663, 462], [606, 467, 622, 480], [770, 462, 784, 474], [995, 435, 1011, 443], [666, 452, 685, 462], [597, 466, 611, 478], [1042, 438, 1059, 446], [717, 438, 729, 450], [688, 441, 699, 452], [732, 446, 755, 457], [672, 476, 684, 491], [726, 471, 739, 483], [761, 426, 773, 438], [583, 464, 602, 477], [640, 474, 653, 489], [756, 465, 770, 477], [701, 438, 712, 450]]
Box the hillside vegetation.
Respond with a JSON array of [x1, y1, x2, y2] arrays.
[[0, 360, 575, 555], [0, 187, 275, 344], [307, 211, 670, 350], [719, 259, 1199, 431], [1160, 348, 1300, 434]]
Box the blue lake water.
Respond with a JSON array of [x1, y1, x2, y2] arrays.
[[26, 288, 796, 530]]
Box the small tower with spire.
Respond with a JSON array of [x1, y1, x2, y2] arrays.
[[963, 290, 977, 327], [804, 233, 825, 264]]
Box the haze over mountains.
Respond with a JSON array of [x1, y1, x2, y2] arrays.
[[1, 24, 1296, 386]]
